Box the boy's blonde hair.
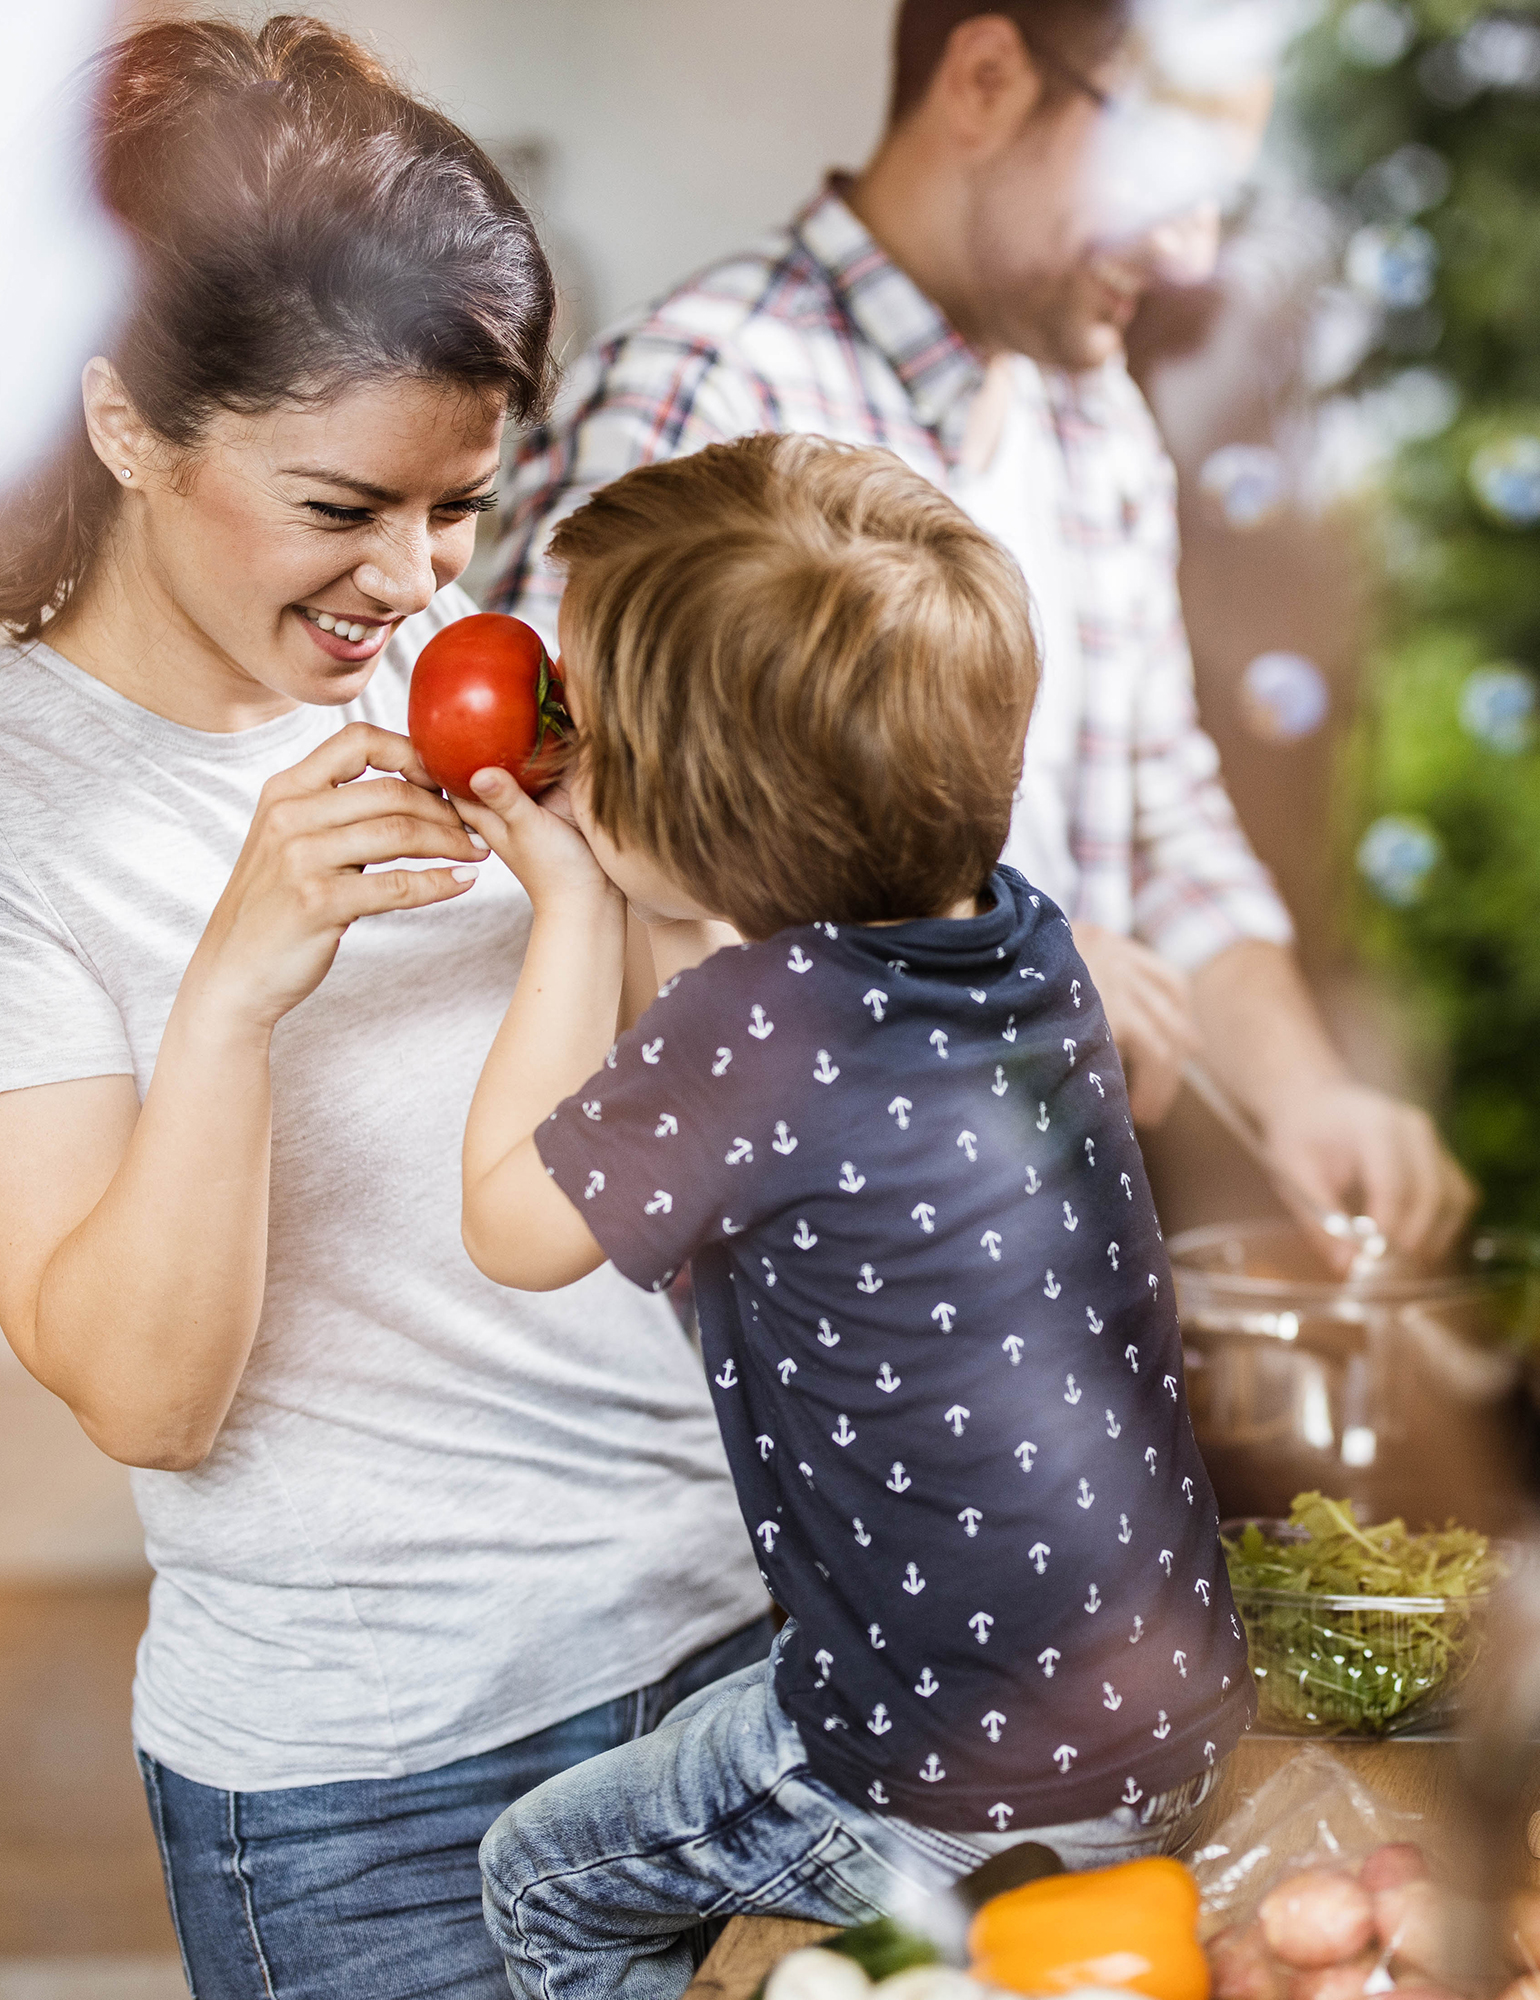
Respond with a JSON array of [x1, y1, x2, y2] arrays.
[[550, 433, 1038, 937]]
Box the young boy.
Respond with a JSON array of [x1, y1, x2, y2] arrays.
[[458, 434, 1252, 1997]]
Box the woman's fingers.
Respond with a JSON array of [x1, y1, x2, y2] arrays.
[[273, 720, 444, 798], [293, 815, 485, 876], [273, 772, 482, 848], [340, 865, 480, 919]]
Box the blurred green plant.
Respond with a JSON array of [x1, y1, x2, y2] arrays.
[[1287, 0, 1540, 1222]]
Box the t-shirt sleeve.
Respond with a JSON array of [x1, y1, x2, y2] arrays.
[[536, 953, 789, 1293], [0, 827, 133, 1093]]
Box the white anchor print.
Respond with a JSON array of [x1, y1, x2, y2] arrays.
[[1076, 1478, 1095, 1510], [1204, 1740, 1217, 1766], [931, 1302, 958, 1332], [1103, 1683, 1123, 1711], [914, 1667, 939, 1697], [981, 1710, 1007, 1743], [1159, 1548, 1174, 1575], [814, 1050, 841, 1084], [869, 1781, 889, 1806], [725, 1137, 754, 1165], [1119, 1513, 1133, 1544], [969, 1611, 995, 1644], [813, 1649, 833, 1688], [582, 1100, 602, 1122], [656, 976, 680, 999], [911, 1201, 936, 1234], [1145, 1447, 1159, 1476], [956, 1129, 979, 1163], [887, 1095, 912, 1130], [747, 1006, 774, 1040], [1043, 1270, 1062, 1300], [641, 1039, 664, 1064], [776, 1356, 797, 1384], [902, 1562, 926, 1595], [584, 1170, 605, 1200], [802, 1465, 816, 1487], [793, 1220, 817, 1250], [857, 1264, 883, 1294], [868, 1624, 885, 1649], [1071, 979, 1082, 1008], [1108, 1242, 1120, 1271], [862, 988, 888, 1021], [831, 1415, 856, 1447], [1149, 1273, 1160, 1301], [875, 1363, 901, 1394], [1028, 1541, 1050, 1574], [1126, 1344, 1140, 1373], [1062, 1202, 1079, 1232], [1130, 1615, 1145, 1644], [1015, 1441, 1038, 1473], [1084, 1583, 1102, 1613], [1053, 1745, 1079, 1775], [1105, 1410, 1121, 1439], [714, 1359, 738, 1388], [761, 1257, 777, 1288], [1038, 1646, 1061, 1677], [980, 1229, 1002, 1261], [1174, 1650, 1189, 1678], [1120, 1171, 1133, 1199], [1002, 1335, 1024, 1365], [1063, 1373, 1081, 1405], [1063, 1037, 1078, 1065], [958, 1507, 983, 1537], [929, 1029, 949, 1059], [1122, 1778, 1144, 1806], [867, 1704, 893, 1736], [988, 1803, 1014, 1831], [823, 1717, 848, 1732], [1001, 1016, 1017, 1044], [772, 1122, 798, 1155], [1182, 1476, 1195, 1505], [654, 1112, 679, 1139], [1085, 1137, 1096, 1167], [1195, 1578, 1212, 1605], [756, 1521, 779, 1553], [1036, 1102, 1051, 1132], [1089, 1073, 1106, 1098], [787, 946, 813, 975], [755, 1435, 774, 1462], [1153, 1711, 1171, 1740], [885, 953, 904, 971], [1163, 1373, 1178, 1400], [817, 923, 839, 940], [970, 988, 988, 1005], [853, 1519, 872, 1547], [944, 1404, 970, 1436], [919, 1755, 946, 1784], [644, 1190, 673, 1216], [887, 1462, 912, 1494], [605, 1044, 618, 1070], [1024, 1165, 1042, 1195], [992, 1066, 1009, 1097]]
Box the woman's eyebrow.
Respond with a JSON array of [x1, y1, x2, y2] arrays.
[[278, 466, 500, 503]]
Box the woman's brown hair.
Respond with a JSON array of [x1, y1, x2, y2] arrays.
[[552, 434, 1039, 938], [0, 14, 555, 641]]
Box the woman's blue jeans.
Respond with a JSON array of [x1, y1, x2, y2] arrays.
[[136, 1615, 774, 1999]]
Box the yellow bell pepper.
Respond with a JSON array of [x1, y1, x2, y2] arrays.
[[968, 1856, 1209, 2000]]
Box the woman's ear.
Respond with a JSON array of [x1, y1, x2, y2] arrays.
[[80, 356, 154, 486]]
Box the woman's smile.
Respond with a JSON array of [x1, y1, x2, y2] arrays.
[[293, 601, 401, 663]]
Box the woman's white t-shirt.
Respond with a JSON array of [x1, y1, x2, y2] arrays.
[[0, 586, 765, 1791]]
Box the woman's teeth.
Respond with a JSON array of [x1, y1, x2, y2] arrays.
[[302, 607, 376, 643]]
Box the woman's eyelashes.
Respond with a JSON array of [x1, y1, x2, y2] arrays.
[[302, 492, 498, 528]]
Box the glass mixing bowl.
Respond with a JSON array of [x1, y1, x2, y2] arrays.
[[1171, 1221, 1540, 1535]]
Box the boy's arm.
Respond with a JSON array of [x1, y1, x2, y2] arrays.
[[457, 768, 625, 1292]]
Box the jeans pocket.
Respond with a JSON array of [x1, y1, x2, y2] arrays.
[[737, 1822, 888, 1927]]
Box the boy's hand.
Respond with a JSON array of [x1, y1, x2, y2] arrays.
[[454, 768, 619, 913]]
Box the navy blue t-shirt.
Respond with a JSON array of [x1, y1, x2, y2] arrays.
[[538, 870, 1252, 1829]]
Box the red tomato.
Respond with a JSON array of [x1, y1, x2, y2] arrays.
[[407, 613, 570, 797]]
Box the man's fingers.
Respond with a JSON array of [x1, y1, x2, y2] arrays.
[[1126, 973, 1201, 1060]]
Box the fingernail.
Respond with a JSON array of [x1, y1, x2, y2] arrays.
[[451, 866, 479, 883], [467, 831, 489, 851]]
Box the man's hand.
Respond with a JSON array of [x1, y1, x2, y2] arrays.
[[1257, 1080, 1476, 1264], [1073, 922, 1199, 1126]]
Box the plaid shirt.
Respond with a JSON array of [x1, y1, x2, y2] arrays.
[[490, 181, 1292, 970]]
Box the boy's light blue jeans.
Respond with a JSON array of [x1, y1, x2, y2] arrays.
[[480, 1626, 1219, 2000]]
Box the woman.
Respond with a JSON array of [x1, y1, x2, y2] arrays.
[[0, 18, 767, 1995]]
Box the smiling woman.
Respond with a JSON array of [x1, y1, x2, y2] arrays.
[[0, 16, 767, 1998]]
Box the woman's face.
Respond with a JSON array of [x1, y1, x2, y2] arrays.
[[105, 373, 505, 712]]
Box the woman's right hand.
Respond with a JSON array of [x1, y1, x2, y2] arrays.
[[188, 722, 483, 1032]]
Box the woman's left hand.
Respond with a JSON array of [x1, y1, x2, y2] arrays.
[[453, 767, 618, 913]]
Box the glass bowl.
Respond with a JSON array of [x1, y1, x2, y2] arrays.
[[1225, 1517, 1494, 1736]]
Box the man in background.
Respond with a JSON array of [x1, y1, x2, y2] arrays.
[[490, 0, 1472, 1257]]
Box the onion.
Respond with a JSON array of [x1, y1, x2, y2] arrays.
[[1373, 1878, 1449, 1977], [1260, 1870, 1376, 1969], [1210, 1921, 1288, 2000], [765, 1948, 873, 2000], [1359, 1845, 1429, 1894], [1289, 1951, 1377, 2000]]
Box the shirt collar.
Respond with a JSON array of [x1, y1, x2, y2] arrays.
[[792, 176, 985, 452]]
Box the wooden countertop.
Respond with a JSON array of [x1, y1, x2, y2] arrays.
[[683, 1736, 1538, 2000]]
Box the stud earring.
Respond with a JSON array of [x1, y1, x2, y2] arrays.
[[120, 468, 132, 481]]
